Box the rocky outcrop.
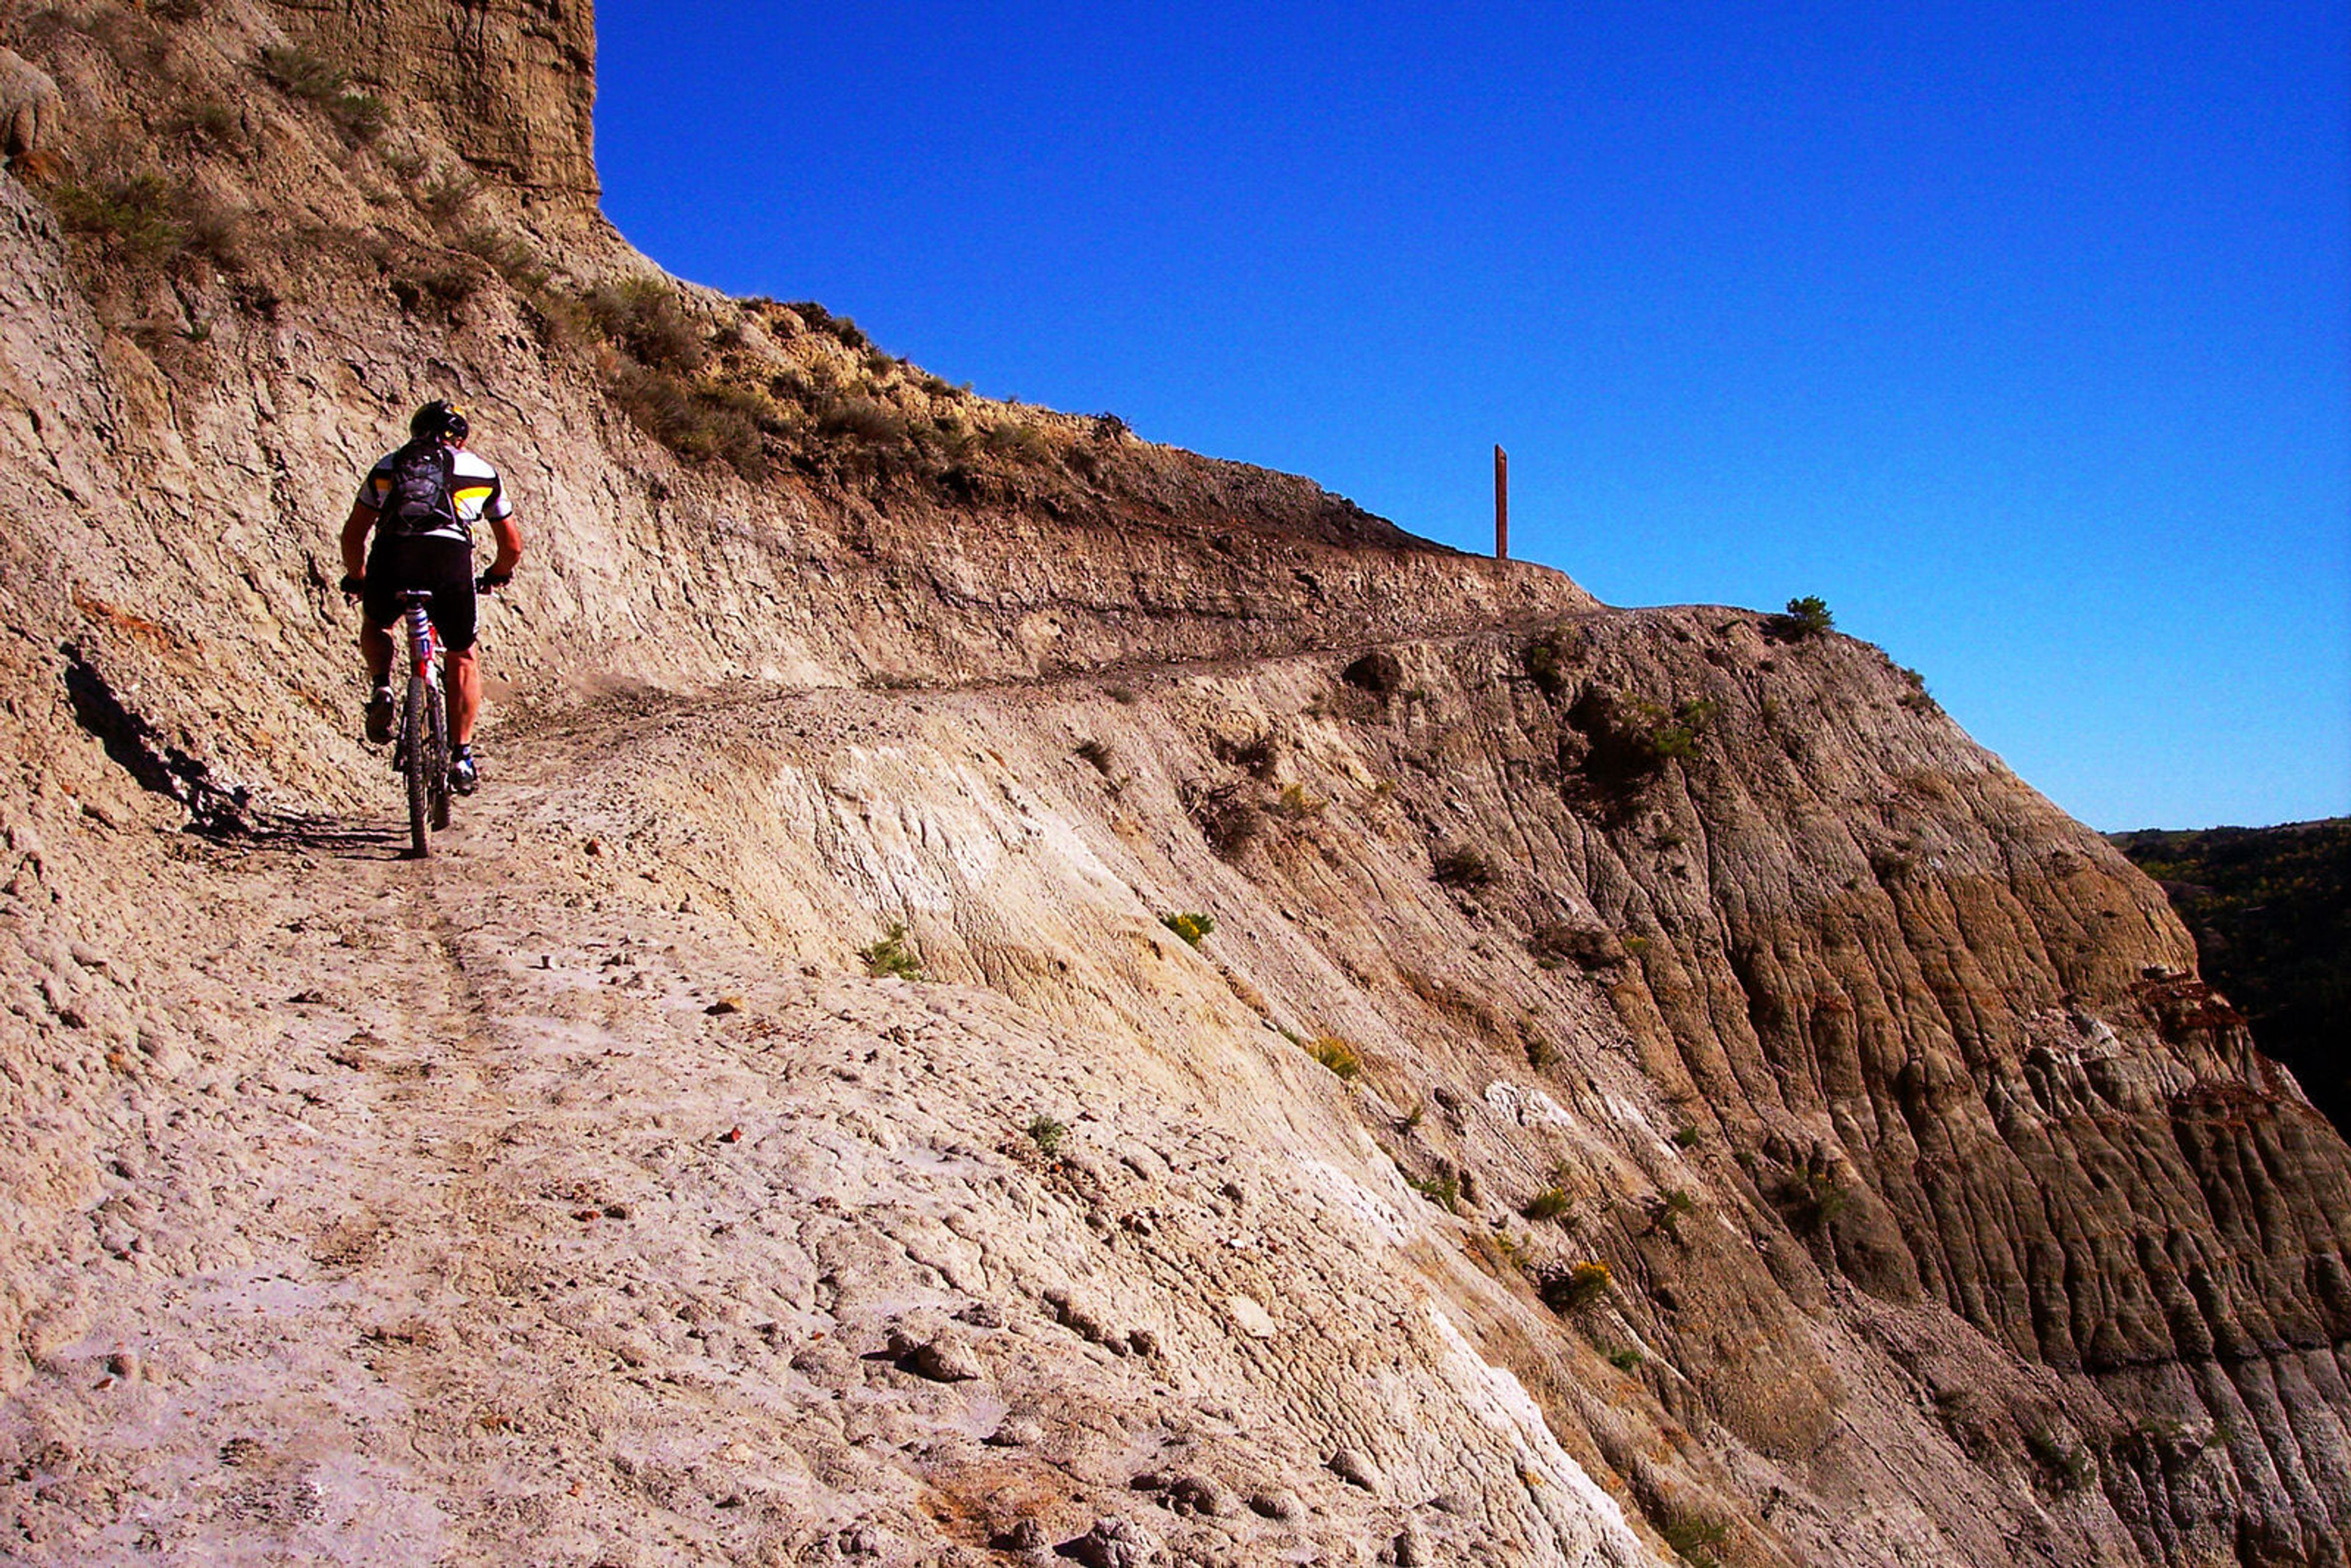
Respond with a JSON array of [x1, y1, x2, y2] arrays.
[[0, 46, 58, 163], [1, 4, 2346, 1564], [272, 0, 599, 206]]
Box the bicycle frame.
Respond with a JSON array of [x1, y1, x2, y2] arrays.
[[403, 593, 441, 691]]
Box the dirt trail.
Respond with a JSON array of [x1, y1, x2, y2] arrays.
[[4, 702, 1658, 1566]]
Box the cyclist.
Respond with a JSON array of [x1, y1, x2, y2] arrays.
[[337, 400, 523, 793]]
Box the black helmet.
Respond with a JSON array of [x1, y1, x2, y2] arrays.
[[409, 399, 470, 443]]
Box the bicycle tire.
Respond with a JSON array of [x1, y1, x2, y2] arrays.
[[427, 684, 452, 831], [403, 673, 432, 857]]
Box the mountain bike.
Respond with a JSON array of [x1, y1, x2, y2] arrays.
[[391, 588, 452, 857]]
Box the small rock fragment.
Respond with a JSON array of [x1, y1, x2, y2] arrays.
[[1329, 1448, 1380, 1492], [1391, 1526, 1428, 1566], [1168, 1474, 1231, 1517], [1067, 1517, 1160, 1567], [1226, 1294, 1277, 1339], [906, 1337, 982, 1382], [1248, 1491, 1299, 1520], [994, 1518, 1048, 1551], [717, 1126, 743, 1143], [705, 998, 742, 1016], [953, 1300, 1003, 1329], [986, 1417, 1044, 1449]]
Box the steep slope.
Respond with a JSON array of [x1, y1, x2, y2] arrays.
[[1, 5, 2347, 1566]]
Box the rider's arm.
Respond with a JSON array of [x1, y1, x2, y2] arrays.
[[483, 511, 522, 583], [339, 498, 377, 582]]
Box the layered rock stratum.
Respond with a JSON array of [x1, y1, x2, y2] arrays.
[[1, 4, 2345, 1564]]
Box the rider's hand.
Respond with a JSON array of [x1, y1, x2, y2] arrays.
[[339, 573, 365, 602], [476, 569, 512, 593]]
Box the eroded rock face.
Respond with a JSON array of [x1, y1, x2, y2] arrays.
[[0, 4, 2345, 1566], [271, 0, 599, 204]]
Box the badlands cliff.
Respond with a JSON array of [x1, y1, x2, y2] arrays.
[[1, 4, 2346, 1564]]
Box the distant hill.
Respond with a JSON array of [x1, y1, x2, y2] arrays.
[[2110, 819, 2351, 1134]]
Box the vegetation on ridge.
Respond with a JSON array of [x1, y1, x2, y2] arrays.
[[2110, 819, 2351, 1134]]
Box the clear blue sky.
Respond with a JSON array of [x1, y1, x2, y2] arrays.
[[592, 1, 2350, 832]]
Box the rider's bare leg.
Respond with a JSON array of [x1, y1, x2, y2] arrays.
[[448, 647, 481, 746], [361, 622, 394, 686]]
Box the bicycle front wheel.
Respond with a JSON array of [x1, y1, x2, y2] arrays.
[[427, 681, 452, 832], [403, 673, 432, 857]]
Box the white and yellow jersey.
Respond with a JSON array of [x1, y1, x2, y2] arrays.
[[356, 445, 512, 544]]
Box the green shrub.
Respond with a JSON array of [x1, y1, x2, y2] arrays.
[[586, 278, 707, 375], [2024, 1427, 2094, 1493], [813, 391, 909, 446], [1305, 1034, 1362, 1080], [1522, 631, 1573, 696], [1273, 781, 1327, 819], [1158, 911, 1215, 948], [983, 418, 1053, 462], [1522, 1187, 1571, 1221], [328, 91, 386, 141], [1408, 1171, 1460, 1210], [417, 166, 480, 220], [1652, 1188, 1696, 1240], [48, 174, 241, 271], [1673, 1126, 1700, 1149], [165, 101, 240, 151], [1026, 1114, 1066, 1157], [1776, 595, 1834, 639], [258, 43, 343, 100], [457, 228, 549, 290], [607, 366, 764, 471], [1606, 1346, 1644, 1372], [49, 173, 184, 262], [858, 922, 921, 981], [1783, 1168, 1850, 1232], [1662, 1515, 1730, 1567], [1540, 1260, 1611, 1313], [1569, 689, 1720, 779], [258, 44, 384, 141], [1645, 700, 1721, 763]]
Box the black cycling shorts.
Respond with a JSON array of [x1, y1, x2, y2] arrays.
[[364, 533, 478, 654]]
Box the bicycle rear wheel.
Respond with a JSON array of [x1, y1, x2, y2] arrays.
[[403, 673, 432, 857]]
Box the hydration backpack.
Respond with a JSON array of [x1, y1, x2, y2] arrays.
[[381, 438, 462, 537]]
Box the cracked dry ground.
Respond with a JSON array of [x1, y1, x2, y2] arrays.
[[1, 692, 1638, 1568]]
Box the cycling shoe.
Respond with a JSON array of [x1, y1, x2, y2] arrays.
[[364, 687, 395, 745]]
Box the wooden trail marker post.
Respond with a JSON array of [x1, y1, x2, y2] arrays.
[[1494, 445, 1509, 560]]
